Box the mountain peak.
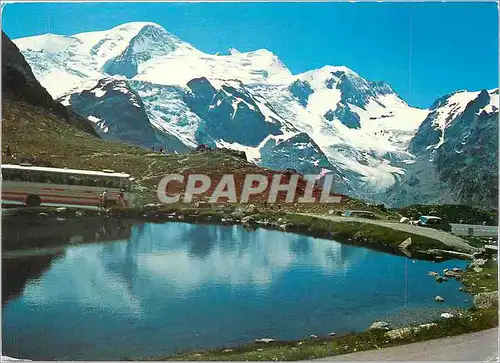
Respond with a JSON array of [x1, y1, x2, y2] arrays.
[[321, 65, 356, 74], [110, 21, 165, 33]]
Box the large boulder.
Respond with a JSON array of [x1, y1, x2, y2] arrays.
[[470, 258, 488, 269], [368, 321, 391, 330], [440, 312, 454, 319], [385, 323, 437, 340], [255, 338, 275, 344], [245, 204, 257, 214], [399, 238, 412, 256], [473, 291, 498, 309], [444, 270, 460, 278], [241, 215, 256, 225]]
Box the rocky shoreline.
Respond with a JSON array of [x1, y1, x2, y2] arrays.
[[161, 256, 498, 361], [3, 205, 498, 361], [2, 205, 482, 262]]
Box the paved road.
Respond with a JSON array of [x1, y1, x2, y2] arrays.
[[451, 223, 498, 238], [317, 328, 498, 361], [301, 213, 476, 254]]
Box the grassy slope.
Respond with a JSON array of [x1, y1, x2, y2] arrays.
[[2, 100, 386, 214], [2, 100, 470, 255], [4, 101, 497, 361], [2, 100, 269, 205], [460, 259, 498, 294]]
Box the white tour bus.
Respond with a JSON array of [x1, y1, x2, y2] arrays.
[[1, 164, 135, 208]]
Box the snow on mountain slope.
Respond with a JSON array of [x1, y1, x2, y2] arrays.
[[58, 77, 190, 152], [247, 66, 427, 194], [423, 90, 486, 150], [387, 88, 499, 208], [135, 48, 292, 86], [131, 81, 203, 148], [14, 22, 194, 97], [16, 21, 495, 204], [409, 88, 498, 157]]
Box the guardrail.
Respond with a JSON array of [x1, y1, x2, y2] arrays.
[[450, 223, 498, 237]]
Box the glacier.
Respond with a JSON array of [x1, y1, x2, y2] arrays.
[[13, 21, 499, 206]]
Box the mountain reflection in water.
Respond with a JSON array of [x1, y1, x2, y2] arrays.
[[2, 221, 469, 360]]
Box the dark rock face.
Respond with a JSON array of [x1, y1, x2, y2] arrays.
[[1, 31, 98, 136], [434, 97, 498, 207], [217, 147, 248, 161], [259, 132, 333, 174], [185, 77, 283, 147], [63, 78, 190, 152], [408, 112, 442, 155], [335, 72, 393, 109], [313, 71, 397, 131], [184, 78, 343, 178], [259, 132, 353, 195], [103, 25, 180, 78], [289, 79, 314, 107], [388, 89, 498, 208], [324, 103, 361, 129]]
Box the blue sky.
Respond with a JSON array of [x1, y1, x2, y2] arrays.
[[2, 2, 498, 108]]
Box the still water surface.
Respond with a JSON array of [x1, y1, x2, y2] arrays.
[[2, 221, 469, 360]]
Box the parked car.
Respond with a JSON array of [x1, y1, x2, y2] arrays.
[[416, 215, 451, 232]]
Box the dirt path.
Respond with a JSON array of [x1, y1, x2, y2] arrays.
[[314, 328, 498, 361], [300, 213, 476, 253]]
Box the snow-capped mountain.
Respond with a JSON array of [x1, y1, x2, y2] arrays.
[[386, 89, 499, 208], [59, 77, 190, 151], [13, 22, 498, 206], [2, 31, 97, 136]]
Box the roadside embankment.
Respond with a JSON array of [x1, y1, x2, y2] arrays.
[[2, 205, 477, 260]]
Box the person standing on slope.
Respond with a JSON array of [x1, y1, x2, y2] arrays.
[[118, 188, 126, 208], [100, 190, 108, 209]]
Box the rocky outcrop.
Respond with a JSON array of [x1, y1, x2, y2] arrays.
[[186, 77, 283, 147], [473, 291, 498, 309], [387, 89, 498, 208], [62, 78, 189, 152], [2, 32, 98, 137], [368, 321, 391, 330], [385, 323, 437, 340]]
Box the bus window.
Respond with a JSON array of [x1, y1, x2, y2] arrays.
[[28, 171, 38, 182], [120, 179, 129, 191], [13, 172, 22, 181], [47, 172, 62, 184], [33, 172, 44, 183], [21, 171, 32, 182], [104, 178, 120, 189], [84, 177, 100, 187], [2, 169, 13, 180]]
